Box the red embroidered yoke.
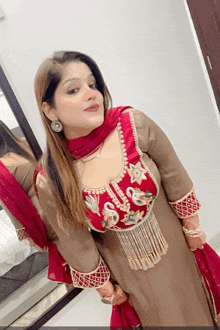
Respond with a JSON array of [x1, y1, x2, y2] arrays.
[[83, 111, 159, 233]]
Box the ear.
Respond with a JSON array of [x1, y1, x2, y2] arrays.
[[42, 102, 58, 122]]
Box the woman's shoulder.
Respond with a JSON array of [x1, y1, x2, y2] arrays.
[[121, 107, 152, 126], [121, 108, 154, 152], [121, 107, 151, 130]]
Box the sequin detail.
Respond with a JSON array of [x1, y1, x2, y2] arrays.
[[85, 195, 100, 216], [126, 187, 156, 206], [169, 187, 201, 219], [102, 202, 120, 228], [69, 256, 110, 289], [116, 211, 168, 270], [127, 161, 147, 184]]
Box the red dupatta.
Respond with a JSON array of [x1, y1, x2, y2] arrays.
[[193, 243, 220, 324], [66, 106, 132, 158], [0, 160, 46, 248]]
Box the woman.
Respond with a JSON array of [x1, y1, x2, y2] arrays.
[[34, 51, 214, 326], [0, 120, 46, 251]]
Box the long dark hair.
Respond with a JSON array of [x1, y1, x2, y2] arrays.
[[34, 51, 112, 228], [0, 120, 36, 164]]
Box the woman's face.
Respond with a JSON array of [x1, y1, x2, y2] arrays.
[[43, 61, 104, 139]]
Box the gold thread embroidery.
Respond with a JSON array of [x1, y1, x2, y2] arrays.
[[116, 211, 168, 270], [127, 161, 147, 184], [85, 195, 100, 216], [128, 111, 160, 195], [69, 256, 110, 289], [102, 202, 120, 228]]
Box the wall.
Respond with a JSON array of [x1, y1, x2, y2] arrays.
[[0, 0, 220, 243], [0, 92, 18, 128]]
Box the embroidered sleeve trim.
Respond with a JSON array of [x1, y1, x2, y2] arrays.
[[169, 187, 201, 219], [69, 256, 110, 289], [16, 227, 30, 241]]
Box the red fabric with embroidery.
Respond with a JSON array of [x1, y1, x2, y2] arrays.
[[83, 110, 158, 232], [193, 243, 220, 317]]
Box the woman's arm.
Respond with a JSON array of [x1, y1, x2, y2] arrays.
[[132, 109, 205, 250]]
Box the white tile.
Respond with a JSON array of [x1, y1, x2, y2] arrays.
[[44, 289, 112, 327]]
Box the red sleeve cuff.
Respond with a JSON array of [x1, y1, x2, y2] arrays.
[[69, 256, 110, 289], [169, 187, 201, 219]]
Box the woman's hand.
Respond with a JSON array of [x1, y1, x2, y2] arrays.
[[96, 280, 128, 305], [112, 285, 128, 305], [185, 231, 206, 251], [182, 214, 206, 251]]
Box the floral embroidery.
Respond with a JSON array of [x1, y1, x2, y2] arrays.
[[126, 187, 156, 206], [121, 210, 144, 225], [102, 202, 119, 228], [85, 195, 100, 216], [127, 161, 147, 184]]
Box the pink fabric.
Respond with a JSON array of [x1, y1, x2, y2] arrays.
[[110, 300, 141, 328], [193, 243, 220, 316], [83, 110, 158, 232]]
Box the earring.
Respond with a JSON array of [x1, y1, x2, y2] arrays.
[[51, 120, 63, 132]]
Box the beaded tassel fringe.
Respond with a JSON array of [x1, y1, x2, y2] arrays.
[[116, 212, 168, 270]]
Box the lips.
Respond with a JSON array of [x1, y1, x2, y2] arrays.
[[84, 104, 99, 112]]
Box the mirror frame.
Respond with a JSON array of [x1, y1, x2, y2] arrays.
[[0, 65, 42, 161]]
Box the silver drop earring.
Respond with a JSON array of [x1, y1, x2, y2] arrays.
[[51, 120, 63, 132]]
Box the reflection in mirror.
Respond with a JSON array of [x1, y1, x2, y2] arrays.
[[0, 86, 51, 327], [0, 72, 77, 329]]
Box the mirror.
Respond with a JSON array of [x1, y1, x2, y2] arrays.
[[0, 66, 78, 329]]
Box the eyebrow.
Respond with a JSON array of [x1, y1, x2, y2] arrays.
[[62, 73, 94, 86]]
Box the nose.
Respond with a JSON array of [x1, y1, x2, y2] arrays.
[[84, 85, 96, 101]]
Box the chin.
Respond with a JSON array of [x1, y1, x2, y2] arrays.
[[89, 112, 104, 128]]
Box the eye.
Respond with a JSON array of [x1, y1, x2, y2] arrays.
[[67, 88, 79, 95], [89, 82, 97, 89]]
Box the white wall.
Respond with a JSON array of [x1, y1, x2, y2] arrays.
[[0, 0, 220, 243], [0, 92, 18, 128]]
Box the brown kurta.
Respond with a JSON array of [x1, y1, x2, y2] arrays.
[[36, 109, 214, 326]]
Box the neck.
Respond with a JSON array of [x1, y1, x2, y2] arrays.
[[64, 126, 94, 140]]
